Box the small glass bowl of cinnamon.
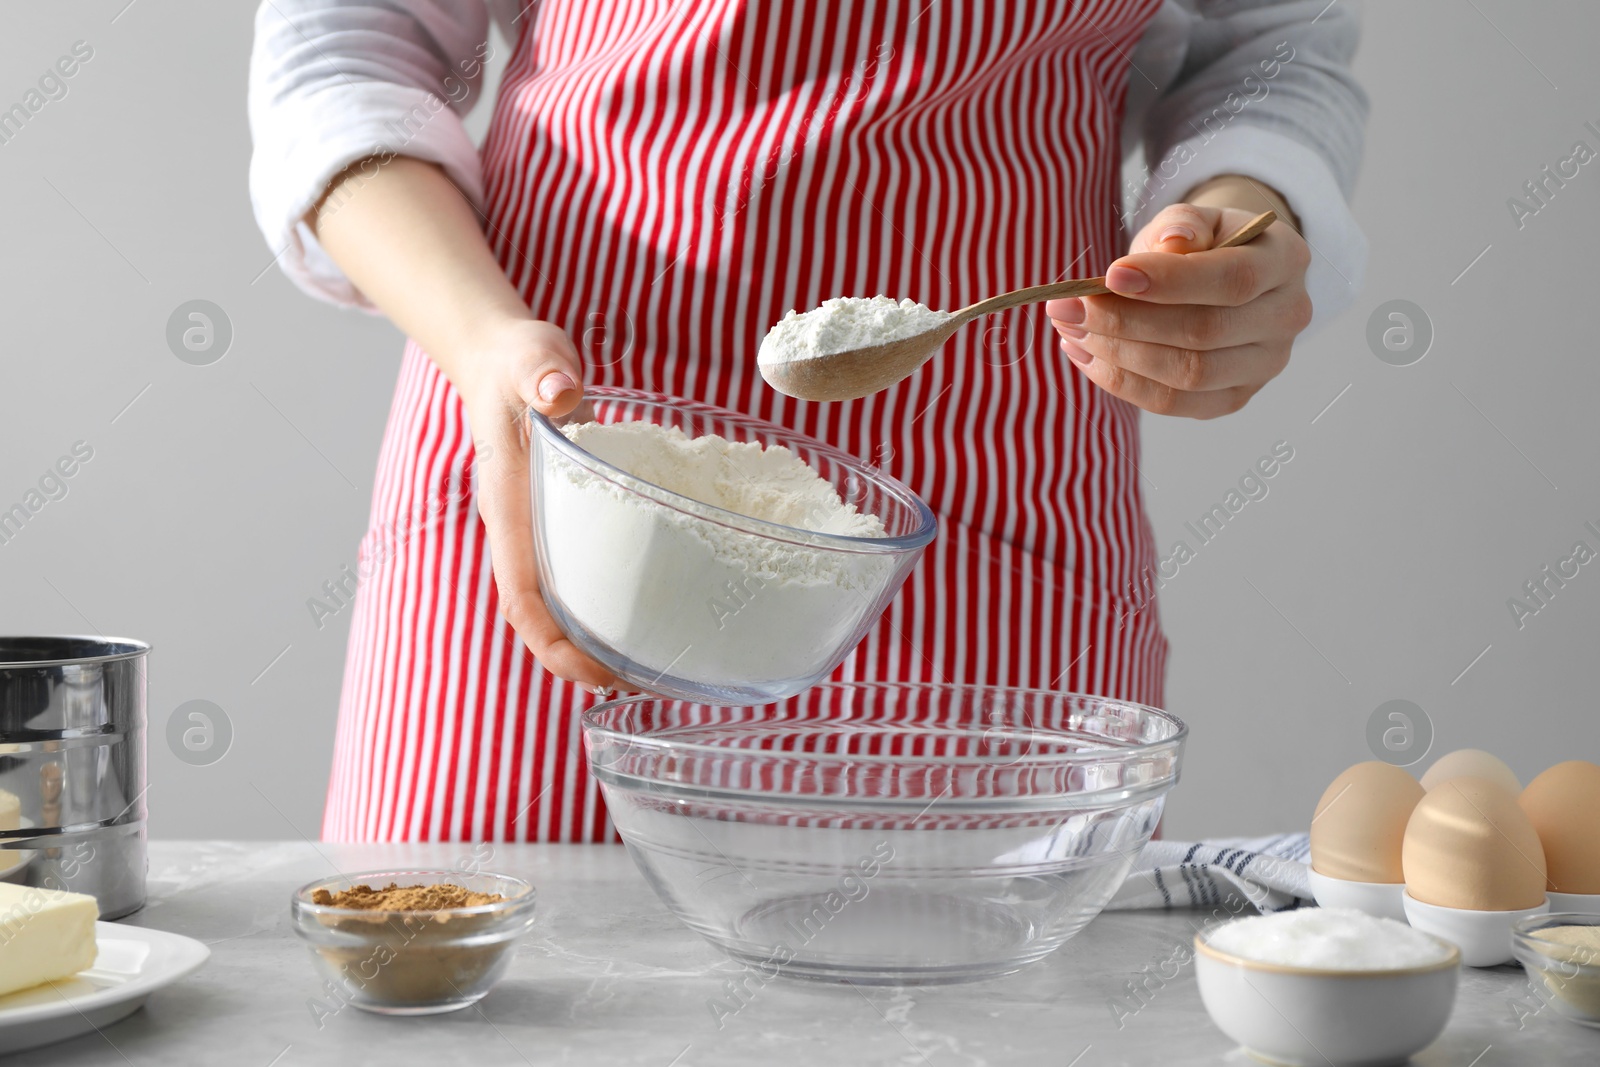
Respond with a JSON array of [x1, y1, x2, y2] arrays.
[[291, 869, 537, 1015]]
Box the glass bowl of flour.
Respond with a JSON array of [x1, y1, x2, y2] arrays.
[[527, 387, 935, 703], [584, 682, 1186, 984]]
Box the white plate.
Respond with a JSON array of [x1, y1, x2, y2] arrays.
[[0, 923, 210, 1056]]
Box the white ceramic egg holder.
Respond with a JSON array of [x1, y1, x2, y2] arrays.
[[1400, 894, 1550, 967], [1547, 892, 1600, 915], [1306, 868, 1407, 923]]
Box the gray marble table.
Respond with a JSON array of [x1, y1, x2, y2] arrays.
[[14, 841, 1595, 1065]]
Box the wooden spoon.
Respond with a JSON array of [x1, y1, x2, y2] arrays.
[[759, 210, 1278, 402]]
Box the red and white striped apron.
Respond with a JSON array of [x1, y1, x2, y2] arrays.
[[324, 0, 1169, 843]]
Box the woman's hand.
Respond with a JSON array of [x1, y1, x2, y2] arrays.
[[457, 317, 619, 693], [1046, 194, 1313, 419]]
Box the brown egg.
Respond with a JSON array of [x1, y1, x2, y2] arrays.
[[1419, 748, 1520, 795], [1520, 761, 1600, 894], [1309, 762, 1425, 883], [1403, 776, 1547, 910]]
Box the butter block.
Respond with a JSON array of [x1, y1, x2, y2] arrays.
[[0, 882, 99, 996]]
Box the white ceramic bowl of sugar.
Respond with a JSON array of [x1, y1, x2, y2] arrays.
[[1195, 909, 1460, 1067]]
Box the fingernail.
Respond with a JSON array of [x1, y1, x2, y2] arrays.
[[1106, 265, 1149, 294], [1063, 340, 1093, 366], [1058, 324, 1087, 340], [1157, 224, 1196, 244], [539, 372, 576, 403], [1053, 297, 1086, 325]]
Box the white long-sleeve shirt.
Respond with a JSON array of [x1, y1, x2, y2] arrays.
[[248, 0, 1368, 329]]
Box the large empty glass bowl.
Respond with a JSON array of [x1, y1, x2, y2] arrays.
[[527, 388, 935, 704], [584, 682, 1186, 984]]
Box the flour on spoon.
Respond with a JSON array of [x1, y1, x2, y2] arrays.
[[758, 296, 951, 367]]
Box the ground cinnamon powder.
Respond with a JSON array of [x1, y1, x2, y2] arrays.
[[312, 882, 504, 911], [307, 882, 520, 1009]]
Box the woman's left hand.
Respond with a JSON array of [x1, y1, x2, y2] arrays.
[[1046, 203, 1313, 419]]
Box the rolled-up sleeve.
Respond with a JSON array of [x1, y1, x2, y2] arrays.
[[247, 0, 494, 309], [1127, 1, 1370, 330]]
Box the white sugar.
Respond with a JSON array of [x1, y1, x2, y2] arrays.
[[758, 296, 952, 366], [1207, 909, 1453, 970]]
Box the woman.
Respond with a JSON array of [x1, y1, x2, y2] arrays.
[[249, 0, 1366, 842]]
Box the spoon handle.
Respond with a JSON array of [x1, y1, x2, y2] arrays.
[[956, 210, 1278, 320]]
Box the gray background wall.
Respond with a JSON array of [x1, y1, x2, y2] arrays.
[[1, 1, 1595, 841]]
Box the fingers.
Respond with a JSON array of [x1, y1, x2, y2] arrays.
[[1128, 202, 1221, 255], [473, 398, 619, 692], [1050, 287, 1307, 419], [517, 320, 585, 419], [1058, 336, 1259, 419], [1105, 223, 1311, 307], [1043, 295, 1086, 326], [1059, 331, 1288, 393], [1048, 204, 1313, 420], [466, 320, 617, 692], [499, 585, 620, 693], [1052, 285, 1310, 350]]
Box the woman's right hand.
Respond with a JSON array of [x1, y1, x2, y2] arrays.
[[457, 316, 619, 693]]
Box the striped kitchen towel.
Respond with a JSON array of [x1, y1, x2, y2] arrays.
[[1106, 833, 1313, 913]]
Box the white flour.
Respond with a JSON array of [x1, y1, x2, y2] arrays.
[[539, 420, 892, 690], [758, 296, 952, 366]]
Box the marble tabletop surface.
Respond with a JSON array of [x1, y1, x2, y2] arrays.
[[13, 841, 1595, 1065]]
